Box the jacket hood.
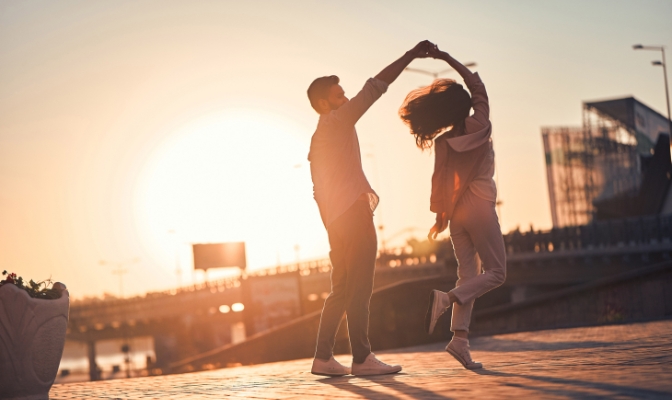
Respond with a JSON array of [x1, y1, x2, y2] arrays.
[[445, 121, 492, 152]]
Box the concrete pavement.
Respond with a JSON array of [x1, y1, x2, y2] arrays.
[[50, 319, 672, 399]]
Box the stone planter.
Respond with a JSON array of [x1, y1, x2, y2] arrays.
[[0, 282, 69, 400]]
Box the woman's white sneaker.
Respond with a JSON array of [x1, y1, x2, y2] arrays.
[[445, 338, 483, 370], [425, 289, 452, 335], [311, 356, 351, 376], [351, 353, 402, 376]]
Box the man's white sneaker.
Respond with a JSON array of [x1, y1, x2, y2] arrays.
[[311, 356, 351, 376], [425, 289, 452, 335], [445, 339, 483, 370], [351, 353, 402, 376]]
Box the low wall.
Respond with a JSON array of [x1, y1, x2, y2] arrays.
[[169, 275, 451, 373], [471, 261, 672, 335]]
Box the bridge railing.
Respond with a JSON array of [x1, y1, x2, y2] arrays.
[[504, 214, 672, 255], [71, 215, 672, 310], [69, 250, 440, 314]]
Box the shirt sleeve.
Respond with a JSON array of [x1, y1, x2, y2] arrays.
[[331, 78, 389, 127], [463, 72, 490, 134]]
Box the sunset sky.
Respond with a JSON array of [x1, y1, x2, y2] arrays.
[[1, 0, 671, 298]]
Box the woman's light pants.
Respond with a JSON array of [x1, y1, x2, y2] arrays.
[[449, 189, 507, 333]]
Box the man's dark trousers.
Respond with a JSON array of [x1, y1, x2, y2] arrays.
[[314, 198, 377, 363]]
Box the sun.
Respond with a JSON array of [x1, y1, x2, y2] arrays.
[[135, 109, 328, 282]]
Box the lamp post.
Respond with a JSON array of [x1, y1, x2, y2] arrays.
[[633, 44, 671, 136], [168, 229, 182, 287], [99, 257, 139, 378], [100, 258, 139, 299], [404, 62, 477, 80], [292, 163, 303, 266]]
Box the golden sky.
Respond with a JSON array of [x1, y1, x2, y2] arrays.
[[1, 0, 671, 298]]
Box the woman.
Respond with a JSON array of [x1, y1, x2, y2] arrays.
[[399, 45, 506, 370]]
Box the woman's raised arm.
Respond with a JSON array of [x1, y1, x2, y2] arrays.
[[429, 45, 473, 80], [429, 44, 489, 125]]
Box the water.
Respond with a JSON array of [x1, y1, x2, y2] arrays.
[[57, 337, 155, 383]]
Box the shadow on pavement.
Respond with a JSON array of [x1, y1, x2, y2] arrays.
[[472, 369, 670, 398], [318, 373, 454, 400]]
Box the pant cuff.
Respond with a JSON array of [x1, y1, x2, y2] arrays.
[[450, 326, 470, 333], [352, 351, 371, 364], [315, 350, 332, 361], [449, 289, 466, 305]]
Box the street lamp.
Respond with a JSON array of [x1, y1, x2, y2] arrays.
[[99, 257, 139, 379], [404, 62, 477, 79], [167, 229, 182, 287], [633, 44, 671, 136], [100, 258, 140, 299]]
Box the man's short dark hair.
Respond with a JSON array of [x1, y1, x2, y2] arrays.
[[307, 75, 339, 113]]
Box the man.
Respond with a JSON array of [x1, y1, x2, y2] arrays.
[[307, 41, 433, 376]]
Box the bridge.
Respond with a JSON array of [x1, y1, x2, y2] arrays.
[[66, 214, 672, 379]]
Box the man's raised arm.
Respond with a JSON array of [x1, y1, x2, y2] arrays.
[[375, 40, 433, 85], [333, 41, 433, 126]]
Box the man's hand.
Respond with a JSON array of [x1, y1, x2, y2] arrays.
[[428, 212, 448, 243], [410, 40, 434, 59]]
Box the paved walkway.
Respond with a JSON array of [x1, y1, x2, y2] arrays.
[[51, 320, 672, 399]]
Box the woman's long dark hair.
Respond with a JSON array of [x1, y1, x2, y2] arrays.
[[399, 79, 472, 150]]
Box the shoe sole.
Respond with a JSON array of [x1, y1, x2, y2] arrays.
[[351, 367, 402, 376], [311, 371, 349, 377], [446, 346, 482, 370], [425, 290, 444, 335]]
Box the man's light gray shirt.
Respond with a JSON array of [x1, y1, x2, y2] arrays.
[[308, 78, 389, 228]]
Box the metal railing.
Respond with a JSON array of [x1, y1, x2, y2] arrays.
[[72, 215, 672, 310], [505, 215, 672, 255]]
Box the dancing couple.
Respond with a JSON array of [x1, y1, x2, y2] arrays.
[[306, 40, 506, 376]]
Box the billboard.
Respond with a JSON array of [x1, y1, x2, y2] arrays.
[[192, 242, 246, 271]]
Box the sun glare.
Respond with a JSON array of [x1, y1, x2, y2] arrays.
[[135, 110, 327, 282]]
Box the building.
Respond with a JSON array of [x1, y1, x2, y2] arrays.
[[543, 97, 671, 227]]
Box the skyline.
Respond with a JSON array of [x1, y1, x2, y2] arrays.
[[1, 0, 671, 298]]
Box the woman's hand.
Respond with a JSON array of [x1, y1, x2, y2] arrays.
[[428, 212, 448, 243], [410, 40, 435, 59], [427, 43, 444, 59], [427, 44, 472, 79]]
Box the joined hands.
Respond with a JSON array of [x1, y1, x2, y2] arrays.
[[410, 40, 434, 58], [410, 41, 443, 59]]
